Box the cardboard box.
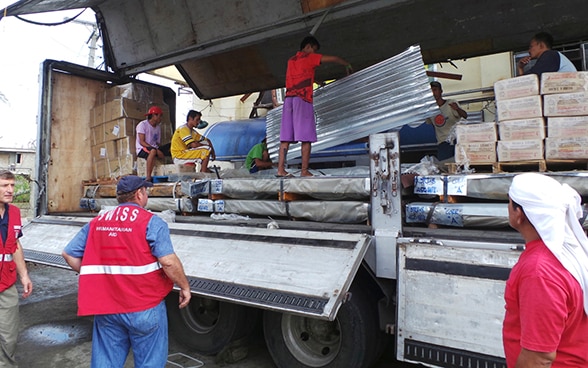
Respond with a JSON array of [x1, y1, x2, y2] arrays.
[[109, 155, 135, 177], [93, 158, 111, 179], [136, 160, 176, 177], [91, 141, 118, 160], [455, 122, 497, 143], [104, 98, 148, 121], [547, 116, 588, 138], [103, 118, 138, 143], [543, 92, 588, 116], [498, 118, 545, 141], [455, 142, 497, 164], [541, 71, 588, 95], [494, 74, 539, 101], [496, 95, 543, 121], [497, 140, 544, 162], [545, 137, 588, 159], [96, 83, 165, 106]]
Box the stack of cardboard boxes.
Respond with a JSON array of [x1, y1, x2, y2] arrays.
[[89, 83, 171, 180], [495, 74, 545, 162], [454, 122, 497, 164], [542, 72, 588, 159]]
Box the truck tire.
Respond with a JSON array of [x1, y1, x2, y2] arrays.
[[165, 292, 252, 355], [263, 284, 384, 368]]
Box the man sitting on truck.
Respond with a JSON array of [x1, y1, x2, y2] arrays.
[[136, 105, 166, 182], [245, 137, 273, 173], [170, 110, 215, 173], [517, 32, 577, 77], [504, 173, 588, 368]]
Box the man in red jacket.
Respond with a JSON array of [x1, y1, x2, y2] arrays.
[[0, 170, 32, 367], [63, 175, 191, 367]]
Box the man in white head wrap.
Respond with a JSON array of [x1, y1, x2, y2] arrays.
[[503, 173, 588, 368]]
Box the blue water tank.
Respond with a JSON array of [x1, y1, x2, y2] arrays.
[[205, 118, 438, 162], [204, 118, 266, 161]]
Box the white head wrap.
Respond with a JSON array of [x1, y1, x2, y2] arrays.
[[509, 173, 588, 314]]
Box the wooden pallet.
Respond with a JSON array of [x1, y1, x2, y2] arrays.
[[447, 159, 588, 174]]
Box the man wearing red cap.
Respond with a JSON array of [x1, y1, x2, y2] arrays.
[[136, 106, 165, 182]]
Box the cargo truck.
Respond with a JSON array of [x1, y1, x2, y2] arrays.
[[5, 2, 588, 367], [16, 57, 534, 368]]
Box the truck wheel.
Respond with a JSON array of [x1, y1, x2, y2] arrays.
[[165, 292, 251, 355], [263, 284, 383, 368]]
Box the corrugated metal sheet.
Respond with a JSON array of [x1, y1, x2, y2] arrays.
[[267, 45, 439, 160]]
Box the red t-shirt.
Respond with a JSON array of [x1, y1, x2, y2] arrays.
[[503, 239, 588, 367], [285, 51, 322, 103]]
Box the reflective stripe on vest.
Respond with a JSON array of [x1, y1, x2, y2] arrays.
[[79, 261, 161, 275], [1, 254, 13, 262]]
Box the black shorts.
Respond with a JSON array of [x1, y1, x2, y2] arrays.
[[137, 147, 154, 159]]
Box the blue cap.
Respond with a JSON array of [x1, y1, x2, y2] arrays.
[[116, 175, 153, 194]]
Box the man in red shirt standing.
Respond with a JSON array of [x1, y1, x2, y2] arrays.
[[504, 173, 588, 367], [277, 36, 352, 177]]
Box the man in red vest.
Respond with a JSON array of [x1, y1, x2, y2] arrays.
[[62, 175, 191, 367], [0, 170, 32, 367]]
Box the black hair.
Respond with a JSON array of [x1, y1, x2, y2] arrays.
[[186, 109, 202, 122], [300, 36, 320, 51], [533, 32, 554, 49]]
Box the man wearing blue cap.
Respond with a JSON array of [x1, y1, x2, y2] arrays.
[[62, 175, 191, 368]]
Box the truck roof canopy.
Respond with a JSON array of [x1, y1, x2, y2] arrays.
[[4, 0, 588, 99]]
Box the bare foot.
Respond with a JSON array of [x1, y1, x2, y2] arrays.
[[276, 171, 290, 177], [300, 171, 313, 177]]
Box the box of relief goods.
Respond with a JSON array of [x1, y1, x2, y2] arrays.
[[455, 142, 497, 164], [104, 98, 147, 121], [547, 116, 588, 138], [91, 140, 118, 161], [498, 118, 545, 141], [543, 92, 588, 116], [96, 83, 165, 106], [496, 95, 542, 121], [541, 72, 588, 95], [455, 122, 497, 143], [108, 155, 135, 177], [102, 118, 138, 142], [494, 74, 539, 101], [545, 137, 588, 159], [93, 158, 111, 179], [497, 140, 543, 162]]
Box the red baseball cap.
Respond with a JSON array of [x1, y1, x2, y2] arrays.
[[146, 106, 163, 116]]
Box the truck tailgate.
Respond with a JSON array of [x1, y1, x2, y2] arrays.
[[22, 215, 371, 320], [396, 239, 521, 367]]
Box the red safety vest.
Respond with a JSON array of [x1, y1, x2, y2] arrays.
[[0, 205, 21, 292], [78, 205, 173, 316]]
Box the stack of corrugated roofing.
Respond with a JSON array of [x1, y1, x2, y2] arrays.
[[267, 45, 438, 160]]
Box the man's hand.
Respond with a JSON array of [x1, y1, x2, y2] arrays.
[[20, 274, 32, 298], [178, 288, 191, 309]]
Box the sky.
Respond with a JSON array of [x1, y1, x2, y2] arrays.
[[0, 2, 102, 148]]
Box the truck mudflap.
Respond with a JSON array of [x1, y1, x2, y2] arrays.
[[21, 215, 372, 320], [396, 238, 521, 368]]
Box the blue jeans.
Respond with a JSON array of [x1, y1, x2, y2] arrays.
[[91, 300, 168, 368]]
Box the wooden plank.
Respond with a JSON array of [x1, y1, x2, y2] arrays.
[[48, 72, 106, 213], [83, 183, 183, 198], [426, 70, 463, 81]]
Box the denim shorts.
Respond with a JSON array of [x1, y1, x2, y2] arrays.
[[90, 300, 168, 368]]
